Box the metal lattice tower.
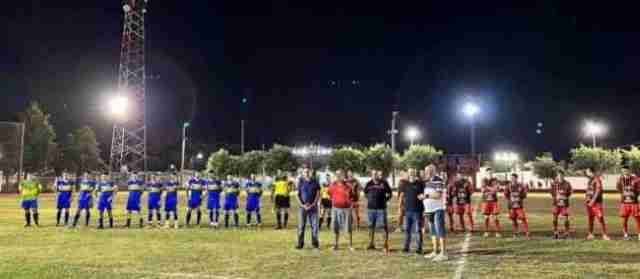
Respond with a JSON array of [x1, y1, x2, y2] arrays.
[[110, 0, 148, 172]]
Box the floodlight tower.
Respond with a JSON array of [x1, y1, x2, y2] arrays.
[[109, 0, 149, 173]]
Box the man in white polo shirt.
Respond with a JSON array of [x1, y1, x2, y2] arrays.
[[420, 164, 448, 262]]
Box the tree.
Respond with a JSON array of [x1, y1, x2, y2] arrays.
[[264, 144, 298, 175], [19, 101, 56, 173], [400, 144, 443, 170], [327, 146, 365, 173], [570, 145, 621, 174], [363, 144, 395, 175], [239, 150, 266, 177], [206, 149, 239, 177], [61, 126, 104, 175], [623, 146, 640, 175], [532, 153, 558, 185]]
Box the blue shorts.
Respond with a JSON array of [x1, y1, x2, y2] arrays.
[[57, 192, 72, 209], [165, 194, 178, 212], [367, 209, 388, 229], [224, 196, 238, 211], [426, 209, 446, 238], [207, 193, 220, 210], [148, 193, 161, 210], [188, 197, 202, 209], [77, 192, 93, 209], [126, 191, 142, 211], [246, 195, 260, 212], [21, 200, 38, 209], [98, 196, 112, 211]]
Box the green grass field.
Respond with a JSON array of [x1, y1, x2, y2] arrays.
[[0, 193, 639, 279]]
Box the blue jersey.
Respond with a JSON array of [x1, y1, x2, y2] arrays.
[[147, 181, 163, 210], [126, 179, 144, 211], [56, 178, 74, 209], [97, 181, 116, 211], [77, 179, 96, 209], [164, 180, 179, 212], [206, 179, 222, 210], [245, 180, 263, 211], [187, 178, 204, 208], [223, 180, 240, 210]]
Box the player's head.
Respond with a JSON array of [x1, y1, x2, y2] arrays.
[[455, 172, 464, 180], [374, 170, 383, 180], [424, 164, 437, 179], [194, 172, 200, 178], [25, 172, 33, 180], [250, 173, 256, 180], [407, 168, 417, 179], [226, 174, 233, 181], [490, 178, 498, 187], [100, 173, 108, 180], [485, 167, 493, 177], [555, 170, 565, 182], [346, 170, 354, 179], [585, 167, 596, 177], [302, 167, 312, 179], [622, 166, 630, 176], [510, 173, 518, 183]]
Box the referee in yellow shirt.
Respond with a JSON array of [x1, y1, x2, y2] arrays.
[[272, 174, 293, 229]]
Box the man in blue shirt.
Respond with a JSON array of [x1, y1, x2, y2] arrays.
[[185, 172, 204, 226], [125, 173, 145, 228], [223, 175, 241, 228], [163, 174, 180, 229], [146, 174, 163, 226], [55, 172, 74, 226], [245, 174, 263, 226], [296, 167, 321, 249], [71, 172, 96, 228], [205, 172, 222, 227], [97, 173, 117, 229]]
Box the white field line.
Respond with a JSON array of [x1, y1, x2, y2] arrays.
[[453, 199, 482, 279]]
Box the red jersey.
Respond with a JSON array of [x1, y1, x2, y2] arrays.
[[617, 175, 640, 204], [453, 179, 473, 205], [481, 184, 499, 202], [504, 182, 527, 209], [585, 176, 603, 204], [345, 178, 361, 202], [328, 181, 353, 208], [550, 180, 572, 207]]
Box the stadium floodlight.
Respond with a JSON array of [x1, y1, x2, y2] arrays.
[[196, 152, 204, 160], [109, 95, 128, 119], [584, 120, 605, 148], [462, 101, 480, 155], [405, 126, 420, 146]]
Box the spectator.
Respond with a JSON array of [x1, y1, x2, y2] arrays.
[[296, 167, 321, 249], [328, 170, 354, 251]]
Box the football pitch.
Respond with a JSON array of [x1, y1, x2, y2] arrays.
[[0, 193, 639, 279]]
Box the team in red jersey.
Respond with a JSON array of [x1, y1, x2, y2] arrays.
[[550, 171, 572, 239], [617, 166, 640, 240], [585, 168, 610, 240], [451, 173, 475, 233], [504, 174, 529, 239], [480, 176, 502, 238]]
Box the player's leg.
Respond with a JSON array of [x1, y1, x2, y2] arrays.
[[447, 208, 455, 232], [383, 210, 390, 254], [520, 211, 529, 239], [71, 207, 81, 227], [563, 214, 571, 238], [425, 212, 438, 258], [63, 207, 70, 226], [246, 209, 252, 226], [126, 210, 132, 228], [466, 204, 474, 233], [458, 212, 466, 233], [224, 209, 230, 228], [319, 207, 326, 230], [98, 209, 105, 229], [232, 209, 239, 227], [367, 210, 377, 250], [56, 205, 62, 226], [634, 213, 640, 240], [256, 207, 262, 225], [510, 210, 518, 238], [552, 212, 560, 238], [31, 206, 39, 227], [23, 206, 31, 227], [195, 206, 202, 226], [283, 206, 290, 229], [483, 214, 491, 237], [296, 207, 308, 249], [185, 207, 192, 226], [596, 206, 609, 240], [310, 209, 319, 248], [493, 213, 502, 237], [108, 209, 114, 228]]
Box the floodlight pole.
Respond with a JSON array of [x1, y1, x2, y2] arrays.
[[592, 134, 597, 148], [389, 111, 399, 188], [181, 122, 189, 173]]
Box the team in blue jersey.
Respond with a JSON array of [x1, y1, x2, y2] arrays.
[[71, 172, 96, 228], [146, 175, 163, 226], [164, 174, 180, 229], [97, 174, 117, 229], [223, 175, 241, 228], [245, 174, 263, 226], [55, 172, 74, 226], [185, 173, 204, 226], [206, 173, 222, 227], [125, 173, 145, 228]]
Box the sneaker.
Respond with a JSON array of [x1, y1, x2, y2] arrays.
[[213, 222, 219, 228], [433, 253, 449, 262], [483, 232, 490, 238], [624, 234, 630, 240], [24, 224, 31, 228], [295, 245, 303, 250], [554, 233, 559, 240], [424, 251, 438, 259], [495, 233, 502, 238], [366, 244, 376, 251], [394, 227, 403, 233], [637, 234, 640, 241], [349, 247, 355, 252], [603, 235, 611, 241], [401, 248, 410, 254], [586, 234, 595, 240]]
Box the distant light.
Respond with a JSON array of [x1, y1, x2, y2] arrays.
[[242, 97, 247, 104], [328, 80, 336, 86], [584, 120, 605, 136], [183, 122, 191, 128], [494, 151, 519, 162], [196, 152, 204, 160], [537, 122, 543, 127], [405, 126, 420, 142], [462, 102, 480, 118], [109, 95, 128, 118], [536, 129, 542, 134]]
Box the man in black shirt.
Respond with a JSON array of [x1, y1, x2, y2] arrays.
[[364, 169, 393, 253], [398, 168, 425, 254]]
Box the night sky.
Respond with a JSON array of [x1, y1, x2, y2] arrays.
[[4, 1, 640, 160]]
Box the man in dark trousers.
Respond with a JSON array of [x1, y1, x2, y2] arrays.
[[296, 167, 321, 249], [363, 169, 393, 253], [399, 168, 425, 254]]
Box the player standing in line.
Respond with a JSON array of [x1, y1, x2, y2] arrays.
[[319, 173, 332, 230], [146, 174, 163, 227], [125, 173, 145, 228], [185, 172, 204, 227], [205, 173, 222, 228], [504, 174, 529, 239], [245, 174, 263, 226], [97, 173, 117, 229], [585, 167, 610, 240], [550, 170, 572, 239], [163, 174, 180, 229], [19, 173, 42, 227], [223, 175, 241, 228], [480, 177, 502, 238], [452, 173, 475, 234], [272, 173, 293, 230], [346, 170, 362, 230], [71, 172, 97, 228], [55, 172, 74, 227], [617, 166, 640, 240], [395, 170, 408, 233]]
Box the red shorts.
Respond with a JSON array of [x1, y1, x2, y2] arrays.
[[455, 203, 472, 214], [586, 203, 604, 218], [481, 201, 500, 215], [446, 205, 455, 214], [508, 208, 527, 220], [552, 206, 570, 216], [619, 203, 640, 218]]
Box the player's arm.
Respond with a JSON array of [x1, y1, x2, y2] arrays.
[[591, 181, 602, 204], [296, 180, 305, 206], [384, 181, 393, 202], [312, 182, 321, 206]]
